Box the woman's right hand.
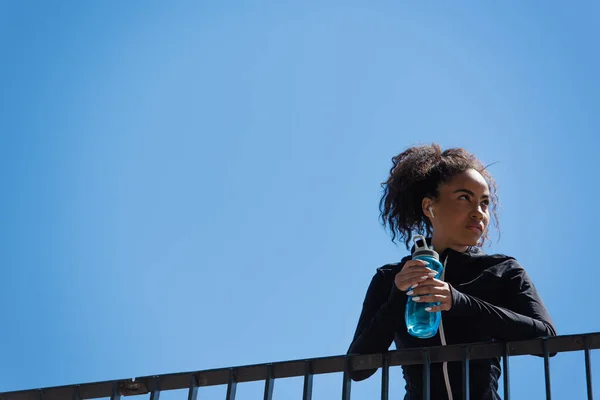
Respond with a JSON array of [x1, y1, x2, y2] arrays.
[[394, 259, 439, 291]]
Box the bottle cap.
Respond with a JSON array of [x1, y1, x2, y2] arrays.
[[412, 235, 439, 260]]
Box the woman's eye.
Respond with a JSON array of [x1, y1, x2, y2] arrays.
[[482, 200, 490, 206]]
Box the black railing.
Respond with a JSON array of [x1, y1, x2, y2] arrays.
[[0, 332, 598, 400]]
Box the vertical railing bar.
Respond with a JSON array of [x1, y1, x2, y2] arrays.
[[341, 356, 352, 400], [584, 336, 594, 400], [72, 386, 81, 400], [423, 349, 431, 400], [503, 343, 511, 400], [149, 376, 161, 400], [543, 338, 552, 400], [226, 368, 237, 400], [462, 346, 470, 400], [188, 375, 199, 400], [381, 353, 389, 400], [110, 381, 122, 400], [263, 364, 274, 400], [302, 360, 313, 400]]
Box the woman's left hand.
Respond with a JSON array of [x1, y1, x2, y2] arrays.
[[406, 278, 453, 312]]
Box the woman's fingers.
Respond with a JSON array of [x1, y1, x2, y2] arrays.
[[411, 294, 451, 312], [403, 259, 431, 269], [410, 294, 447, 303], [394, 262, 439, 291], [406, 280, 453, 312], [395, 277, 427, 292], [406, 281, 444, 295], [423, 303, 452, 312], [393, 259, 442, 292], [395, 271, 437, 291]]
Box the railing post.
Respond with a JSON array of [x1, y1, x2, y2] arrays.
[[462, 346, 470, 400], [584, 336, 594, 400], [543, 338, 552, 400], [381, 353, 389, 400], [110, 382, 121, 400], [188, 375, 198, 400], [226, 368, 237, 400], [303, 360, 313, 400], [503, 343, 510, 400], [72, 386, 81, 400], [150, 377, 161, 400], [423, 349, 431, 400], [341, 357, 352, 400], [263, 364, 274, 400]]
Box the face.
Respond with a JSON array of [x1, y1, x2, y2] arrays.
[[423, 169, 491, 250]]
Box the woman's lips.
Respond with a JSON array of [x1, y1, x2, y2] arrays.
[[466, 224, 483, 233]]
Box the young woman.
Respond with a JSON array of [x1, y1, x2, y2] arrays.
[[347, 144, 556, 400]]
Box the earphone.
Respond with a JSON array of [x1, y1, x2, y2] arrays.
[[429, 207, 435, 219]]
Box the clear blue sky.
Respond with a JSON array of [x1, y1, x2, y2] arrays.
[[1, 1, 599, 399]]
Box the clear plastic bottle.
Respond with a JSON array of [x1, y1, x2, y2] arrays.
[[405, 235, 445, 339]]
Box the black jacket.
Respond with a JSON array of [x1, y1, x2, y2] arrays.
[[347, 243, 556, 400]]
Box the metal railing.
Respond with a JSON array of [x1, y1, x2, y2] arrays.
[[0, 332, 598, 400]]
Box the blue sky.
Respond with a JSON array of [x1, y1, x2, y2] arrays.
[[1, 1, 599, 399]]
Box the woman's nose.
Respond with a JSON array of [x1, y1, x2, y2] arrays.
[[471, 206, 485, 220]]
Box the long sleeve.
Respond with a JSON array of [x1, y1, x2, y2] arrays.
[[448, 264, 556, 342], [347, 269, 406, 381]]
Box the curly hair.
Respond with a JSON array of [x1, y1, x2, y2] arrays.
[[379, 143, 499, 249]]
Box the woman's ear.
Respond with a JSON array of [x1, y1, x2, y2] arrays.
[[422, 198, 435, 219]]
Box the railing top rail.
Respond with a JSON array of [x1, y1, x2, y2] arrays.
[[1, 332, 598, 400]]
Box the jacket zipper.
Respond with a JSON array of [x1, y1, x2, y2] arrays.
[[439, 257, 453, 400]]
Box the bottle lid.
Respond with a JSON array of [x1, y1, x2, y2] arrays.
[[412, 235, 439, 260]]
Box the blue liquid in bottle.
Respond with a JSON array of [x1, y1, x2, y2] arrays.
[[405, 235, 445, 339]]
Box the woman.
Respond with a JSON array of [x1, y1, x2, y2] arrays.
[[347, 144, 556, 400]]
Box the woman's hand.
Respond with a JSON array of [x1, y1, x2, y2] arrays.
[[406, 278, 453, 312], [394, 259, 439, 291]]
